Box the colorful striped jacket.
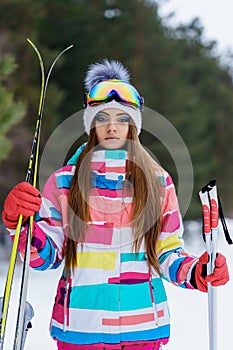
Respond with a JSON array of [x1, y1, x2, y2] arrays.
[[8, 145, 197, 348]]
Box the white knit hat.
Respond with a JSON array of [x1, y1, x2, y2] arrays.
[[83, 59, 143, 135]]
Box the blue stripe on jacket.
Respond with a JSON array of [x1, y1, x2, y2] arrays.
[[51, 325, 170, 344]]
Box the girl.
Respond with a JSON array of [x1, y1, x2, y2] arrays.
[[2, 60, 229, 349]]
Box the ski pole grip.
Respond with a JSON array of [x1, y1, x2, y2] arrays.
[[199, 191, 211, 235], [209, 186, 219, 229]]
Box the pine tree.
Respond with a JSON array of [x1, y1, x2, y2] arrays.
[[0, 54, 25, 161], [1, 0, 233, 218]]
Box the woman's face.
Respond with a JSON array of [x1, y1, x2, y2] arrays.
[[95, 108, 130, 149]]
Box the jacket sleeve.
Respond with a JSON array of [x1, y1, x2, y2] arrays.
[[156, 172, 197, 289], [7, 166, 73, 271]]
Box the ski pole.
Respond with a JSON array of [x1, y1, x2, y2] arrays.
[[13, 40, 74, 350], [199, 180, 218, 350]]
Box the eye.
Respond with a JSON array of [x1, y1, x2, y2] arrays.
[[118, 115, 130, 123], [95, 113, 108, 123]]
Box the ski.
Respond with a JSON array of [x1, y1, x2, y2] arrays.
[[12, 38, 46, 350], [13, 40, 73, 350], [0, 298, 34, 350], [0, 39, 45, 350], [13, 40, 74, 350], [0, 39, 73, 350]]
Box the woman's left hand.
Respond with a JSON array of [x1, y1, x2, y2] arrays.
[[192, 252, 229, 292]]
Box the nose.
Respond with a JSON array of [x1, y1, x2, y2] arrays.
[[106, 121, 117, 133]]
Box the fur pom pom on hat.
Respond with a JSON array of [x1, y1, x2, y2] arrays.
[[83, 59, 142, 135], [84, 59, 130, 91]]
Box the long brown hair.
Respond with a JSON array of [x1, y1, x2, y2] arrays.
[[66, 121, 162, 275]]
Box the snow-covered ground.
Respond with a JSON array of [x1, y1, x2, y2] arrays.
[[1, 219, 233, 350]]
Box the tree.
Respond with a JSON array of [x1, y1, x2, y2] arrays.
[[1, 0, 233, 219], [0, 54, 25, 161]]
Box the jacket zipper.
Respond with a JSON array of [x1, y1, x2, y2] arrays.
[[149, 279, 159, 326], [63, 281, 70, 332]]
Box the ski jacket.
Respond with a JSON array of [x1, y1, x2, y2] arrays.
[[8, 145, 197, 348]]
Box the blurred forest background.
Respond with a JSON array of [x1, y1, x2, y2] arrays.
[[1, 0, 233, 228]]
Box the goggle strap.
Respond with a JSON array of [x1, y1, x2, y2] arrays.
[[83, 92, 88, 108]]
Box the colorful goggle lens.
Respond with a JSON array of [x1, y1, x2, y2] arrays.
[[84, 80, 144, 109]]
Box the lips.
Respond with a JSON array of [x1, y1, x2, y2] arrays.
[[105, 137, 120, 140]]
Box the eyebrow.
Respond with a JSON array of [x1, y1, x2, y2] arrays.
[[96, 112, 129, 116]]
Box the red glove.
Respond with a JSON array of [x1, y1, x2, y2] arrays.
[[2, 182, 42, 229], [192, 252, 229, 292]]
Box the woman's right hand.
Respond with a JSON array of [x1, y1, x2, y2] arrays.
[[2, 182, 42, 229]]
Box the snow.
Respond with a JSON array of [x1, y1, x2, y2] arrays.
[[1, 220, 233, 349]]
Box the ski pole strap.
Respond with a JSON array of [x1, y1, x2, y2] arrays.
[[218, 195, 233, 244]]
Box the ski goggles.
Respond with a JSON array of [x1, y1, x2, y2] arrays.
[[84, 79, 144, 110]]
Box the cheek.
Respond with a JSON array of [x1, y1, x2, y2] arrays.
[[95, 125, 105, 140], [121, 124, 129, 138]]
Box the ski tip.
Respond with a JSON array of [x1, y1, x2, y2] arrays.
[[66, 44, 74, 51], [27, 38, 38, 51]]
